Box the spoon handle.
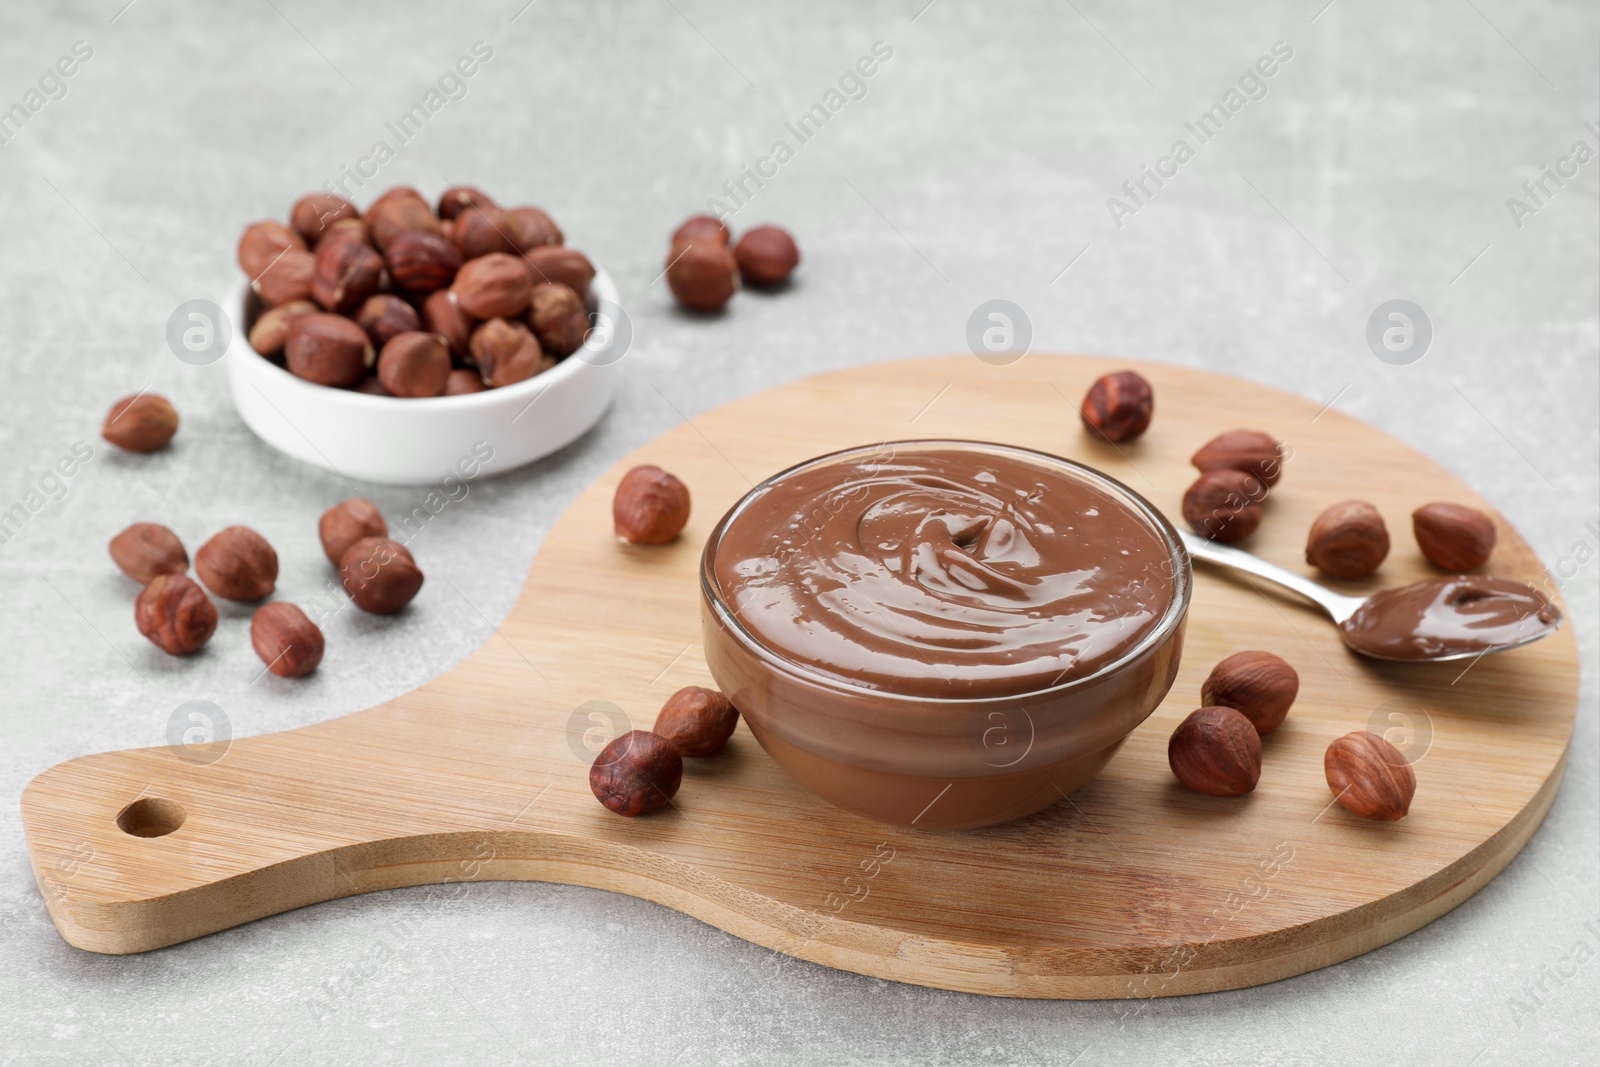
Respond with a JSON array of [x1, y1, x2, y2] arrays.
[[1179, 532, 1367, 624]]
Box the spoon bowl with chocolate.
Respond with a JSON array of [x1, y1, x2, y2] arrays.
[[701, 441, 1191, 831], [1180, 532, 1562, 662]]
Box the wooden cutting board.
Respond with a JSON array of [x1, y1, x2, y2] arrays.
[[22, 355, 1578, 999]]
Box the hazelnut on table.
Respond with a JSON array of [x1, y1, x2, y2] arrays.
[[102, 393, 178, 453]]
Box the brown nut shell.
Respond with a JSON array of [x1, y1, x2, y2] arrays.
[[521, 245, 595, 297], [437, 185, 496, 221], [1181, 469, 1265, 543], [286, 313, 375, 388], [103, 393, 179, 453], [444, 368, 487, 395], [249, 299, 319, 356], [251, 602, 325, 678], [1168, 706, 1262, 796], [386, 230, 463, 294], [527, 282, 589, 357], [312, 237, 385, 314], [653, 686, 739, 757], [1200, 651, 1299, 735], [377, 332, 451, 398], [451, 204, 519, 260], [469, 318, 548, 388], [507, 206, 563, 251], [453, 253, 534, 319], [589, 730, 683, 817], [422, 289, 476, 360], [1325, 731, 1416, 820], [1413, 502, 1496, 572], [354, 294, 422, 349], [135, 573, 218, 655], [671, 215, 730, 246], [195, 525, 278, 601], [666, 240, 738, 312], [339, 536, 424, 614], [1191, 429, 1286, 487], [237, 220, 306, 278], [319, 498, 388, 565], [253, 248, 316, 307], [1305, 500, 1389, 579], [109, 523, 188, 585], [613, 465, 691, 545], [367, 193, 443, 252], [1080, 370, 1155, 443], [733, 225, 800, 287], [290, 193, 360, 244]]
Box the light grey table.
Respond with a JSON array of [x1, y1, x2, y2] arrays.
[[1, 2, 1594, 1064]]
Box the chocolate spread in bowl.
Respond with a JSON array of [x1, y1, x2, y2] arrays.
[[1339, 575, 1561, 660], [711, 447, 1177, 698]]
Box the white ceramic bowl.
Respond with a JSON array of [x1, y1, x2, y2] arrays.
[[226, 266, 625, 485]]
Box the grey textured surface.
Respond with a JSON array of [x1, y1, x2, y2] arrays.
[[1, 1, 1596, 1064]]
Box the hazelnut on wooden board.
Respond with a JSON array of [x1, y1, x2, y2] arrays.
[[249, 299, 319, 356], [311, 236, 385, 314], [521, 245, 595, 297], [733, 225, 800, 287], [590, 730, 683, 817], [1305, 500, 1389, 579], [385, 230, 463, 294], [671, 215, 731, 246], [1080, 370, 1154, 443], [469, 318, 548, 388], [237, 220, 306, 278], [422, 289, 475, 360], [109, 523, 188, 585], [251, 602, 325, 678], [1191, 429, 1286, 487], [103, 393, 179, 453], [1325, 731, 1415, 820], [436, 184, 495, 220], [527, 282, 589, 357], [654, 686, 739, 756], [339, 536, 423, 614], [253, 248, 316, 307], [355, 294, 421, 349], [1413, 502, 1496, 571], [195, 526, 278, 601], [507, 206, 563, 251], [1201, 651, 1298, 735], [1181, 469, 1265, 543], [285, 313, 375, 388], [666, 240, 738, 312], [614, 465, 691, 545], [377, 332, 451, 398], [1168, 707, 1261, 797], [135, 573, 217, 656], [451, 204, 519, 260], [366, 192, 442, 252], [453, 253, 534, 319], [290, 193, 359, 244], [319, 498, 387, 565]]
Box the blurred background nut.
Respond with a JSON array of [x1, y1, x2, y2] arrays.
[[195, 526, 278, 601], [422, 289, 475, 360], [319, 498, 387, 565], [589, 730, 683, 817], [385, 230, 463, 293], [317, 217, 370, 249], [252, 248, 316, 307], [527, 282, 589, 357], [1080, 370, 1155, 443], [451, 204, 519, 259], [1191, 429, 1286, 487], [311, 236, 385, 314], [1168, 706, 1261, 796], [444, 368, 487, 395], [732, 225, 800, 287], [653, 686, 739, 756], [286, 313, 374, 387], [339, 536, 424, 614], [355, 294, 421, 349], [135, 573, 217, 656], [453, 253, 534, 319], [666, 239, 738, 311], [289, 193, 359, 244], [1325, 731, 1416, 820], [671, 215, 730, 246], [436, 184, 495, 220], [1413, 502, 1496, 571], [1181, 468, 1264, 543], [469, 318, 548, 387], [249, 299, 318, 356], [521, 245, 595, 297], [237, 219, 305, 277], [250, 602, 324, 678], [108, 523, 188, 585], [366, 189, 442, 251], [377, 332, 451, 398], [102, 393, 179, 453], [507, 206, 563, 250], [613, 464, 691, 544], [1200, 651, 1298, 735], [1305, 500, 1389, 579]]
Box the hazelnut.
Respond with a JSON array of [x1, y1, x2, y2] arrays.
[[319, 498, 388, 565], [1181, 469, 1265, 543], [469, 318, 548, 388], [249, 299, 319, 357], [671, 215, 730, 246], [367, 192, 442, 252], [422, 289, 476, 360], [1191, 429, 1286, 487], [237, 219, 306, 277], [732, 225, 800, 287], [311, 236, 385, 314], [385, 230, 463, 294], [317, 217, 370, 249], [289, 193, 359, 244], [102, 393, 179, 453], [589, 730, 683, 817], [1200, 651, 1299, 735], [353, 376, 390, 396], [1305, 500, 1389, 579], [1325, 731, 1415, 820], [1080, 370, 1155, 443], [378, 331, 451, 398], [437, 184, 495, 220], [1168, 707, 1261, 796], [444, 368, 487, 395], [249, 602, 323, 678], [451, 204, 519, 260], [368, 186, 427, 214], [453, 253, 534, 319], [527, 282, 589, 357], [286, 312, 375, 387], [521, 245, 595, 297], [108, 522, 188, 585], [339, 536, 424, 614], [507, 206, 563, 251], [653, 686, 739, 757], [195, 525, 278, 601], [135, 573, 218, 656], [666, 239, 738, 312], [354, 294, 421, 349], [1413, 502, 1496, 571], [253, 248, 316, 307], [614, 465, 691, 545]]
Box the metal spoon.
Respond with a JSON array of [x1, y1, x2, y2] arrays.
[[1179, 531, 1560, 662]]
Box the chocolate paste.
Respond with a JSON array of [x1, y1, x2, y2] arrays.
[[711, 447, 1176, 698], [1339, 576, 1561, 660]]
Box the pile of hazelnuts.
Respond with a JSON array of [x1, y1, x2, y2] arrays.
[[239, 186, 596, 397], [110, 498, 423, 678], [664, 215, 800, 313]]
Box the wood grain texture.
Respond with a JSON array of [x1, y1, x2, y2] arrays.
[[21, 355, 1578, 998]]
